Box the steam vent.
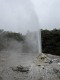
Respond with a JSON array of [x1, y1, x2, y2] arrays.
[[25, 30, 42, 53]]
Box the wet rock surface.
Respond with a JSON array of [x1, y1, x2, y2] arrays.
[[11, 65, 30, 73], [0, 51, 60, 80]]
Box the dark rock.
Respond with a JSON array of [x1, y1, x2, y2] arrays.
[[0, 76, 3, 80], [11, 65, 30, 73]]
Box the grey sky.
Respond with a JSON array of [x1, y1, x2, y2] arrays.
[[0, 0, 60, 33], [31, 0, 60, 29]]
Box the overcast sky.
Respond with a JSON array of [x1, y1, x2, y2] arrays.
[[0, 0, 60, 33]]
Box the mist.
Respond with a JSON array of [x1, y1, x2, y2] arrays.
[[0, 0, 60, 34], [0, 0, 40, 34]]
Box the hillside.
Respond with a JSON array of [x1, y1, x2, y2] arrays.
[[0, 29, 60, 55]]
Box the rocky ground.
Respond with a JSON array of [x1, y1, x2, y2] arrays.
[[0, 50, 60, 80]]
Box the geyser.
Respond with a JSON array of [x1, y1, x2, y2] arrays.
[[25, 30, 42, 53]]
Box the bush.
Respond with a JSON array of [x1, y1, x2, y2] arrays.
[[41, 29, 60, 55], [6, 32, 24, 41], [0, 29, 24, 51]]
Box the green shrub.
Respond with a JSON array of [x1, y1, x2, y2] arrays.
[[41, 29, 60, 55], [0, 29, 24, 51]]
